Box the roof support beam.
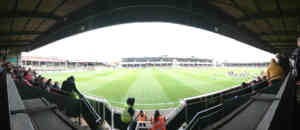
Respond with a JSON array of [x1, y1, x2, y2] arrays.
[[33, 0, 67, 31], [0, 31, 43, 36], [253, 0, 278, 42], [275, 0, 288, 36], [267, 40, 296, 44], [0, 11, 64, 21], [259, 31, 298, 36], [22, 0, 43, 31], [237, 9, 300, 23], [274, 45, 297, 48], [0, 40, 32, 44]]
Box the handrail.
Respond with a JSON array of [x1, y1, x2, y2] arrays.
[[84, 80, 267, 130], [74, 90, 103, 126], [183, 85, 241, 101], [186, 104, 223, 129], [184, 81, 268, 130], [256, 73, 291, 130]]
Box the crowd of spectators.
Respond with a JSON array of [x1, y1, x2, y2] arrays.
[[0, 61, 80, 98]]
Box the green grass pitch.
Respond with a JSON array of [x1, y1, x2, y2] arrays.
[[42, 67, 264, 109]]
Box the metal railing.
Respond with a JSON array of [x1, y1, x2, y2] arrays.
[[184, 81, 268, 130]]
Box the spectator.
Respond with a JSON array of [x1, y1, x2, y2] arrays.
[[38, 77, 47, 89], [241, 82, 248, 88], [45, 79, 53, 87], [257, 76, 263, 82], [121, 97, 135, 130], [276, 53, 290, 76], [150, 110, 166, 130], [52, 81, 60, 89], [61, 76, 80, 99], [263, 58, 284, 93], [137, 110, 147, 129], [45, 78, 53, 91], [292, 37, 300, 85], [0, 64, 3, 73], [34, 75, 42, 85], [24, 71, 33, 83]]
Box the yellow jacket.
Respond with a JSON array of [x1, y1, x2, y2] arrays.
[[265, 60, 284, 81]]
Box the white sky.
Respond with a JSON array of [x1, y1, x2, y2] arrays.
[[22, 22, 274, 63]]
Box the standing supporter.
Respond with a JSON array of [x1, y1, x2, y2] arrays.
[[151, 110, 166, 130], [121, 97, 136, 130]]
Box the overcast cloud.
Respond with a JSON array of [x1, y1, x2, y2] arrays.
[[23, 22, 274, 63]]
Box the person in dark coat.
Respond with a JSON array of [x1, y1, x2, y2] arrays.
[[61, 76, 80, 99]]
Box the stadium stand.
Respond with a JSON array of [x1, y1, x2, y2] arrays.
[[1, 1, 300, 129], [120, 57, 213, 68], [21, 56, 106, 72], [2, 58, 296, 130]]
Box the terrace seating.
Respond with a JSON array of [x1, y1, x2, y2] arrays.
[[5, 73, 90, 130], [176, 81, 267, 129], [14, 76, 104, 130], [185, 73, 296, 130]]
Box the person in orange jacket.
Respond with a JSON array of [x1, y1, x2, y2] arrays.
[[151, 110, 166, 130], [138, 110, 147, 129]]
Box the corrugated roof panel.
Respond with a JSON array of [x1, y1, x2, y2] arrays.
[[256, 0, 276, 12], [12, 18, 28, 32], [18, 0, 38, 11], [0, 0, 15, 12], [24, 18, 43, 31], [212, 1, 244, 18], [38, 0, 64, 13], [55, 0, 94, 16], [236, 0, 257, 14]]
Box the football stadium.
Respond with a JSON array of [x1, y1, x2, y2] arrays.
[[1, 1, 299, 130], [39, 57, 264, 109]]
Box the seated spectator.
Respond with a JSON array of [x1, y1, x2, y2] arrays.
[[24, 71, 33, 83], [45, 79, 53, 87], [23, 78, 33, 87], [256, 76, 263, 82], [38, 77, 47, 89], [0, 64, 4, 73], [45, 78, 53, 91], [138, 110, 147, 129], [151, 110, 166, 130], [241, 82, 248, 88], [52, 81, 60, 89], [264, 58, 284, 93], [34, 75, 41, 85], [61, 76, 81, 98]]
